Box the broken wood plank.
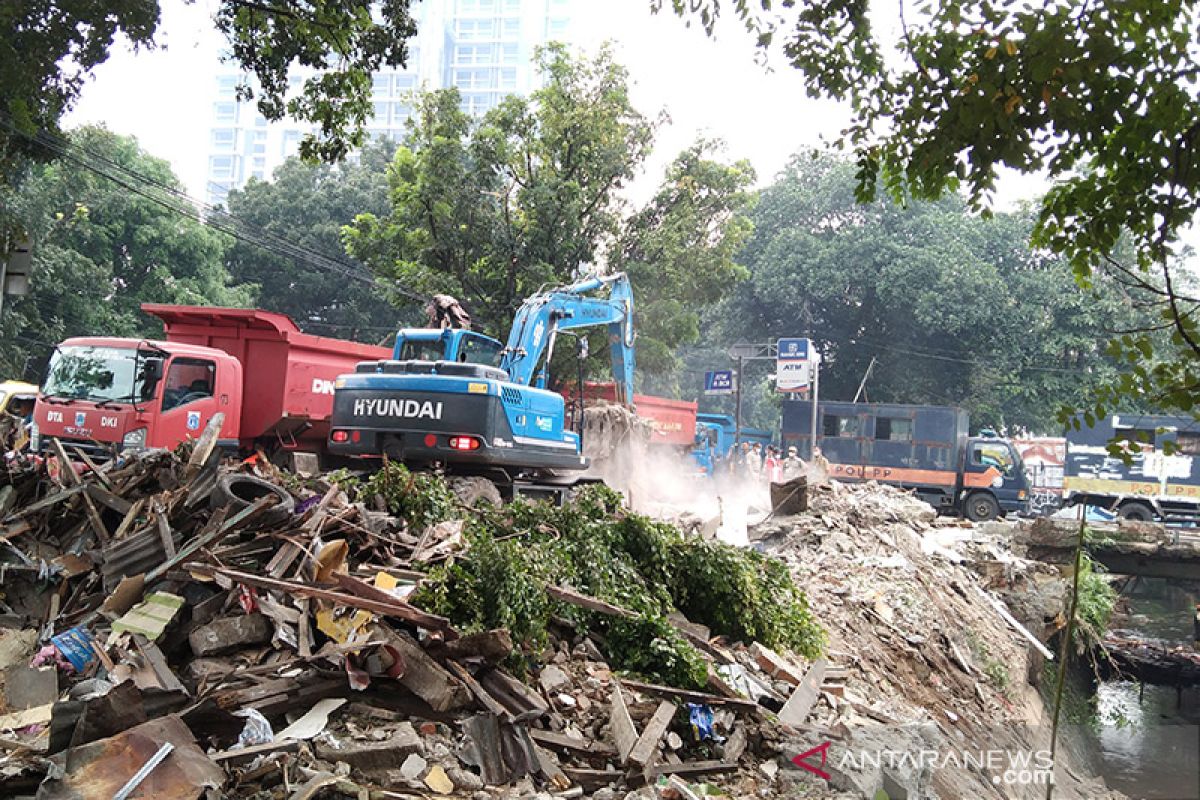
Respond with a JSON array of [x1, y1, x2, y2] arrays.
[[211, 739, 301, 765], [609, 684, 638, 764], [778, 657, 827, 728], [529, 728, 617, 758], [48, 437, 107, 544], [478, 668, 550, 717], [444, 659, 511, 721], [381, 629, 472, 712], [561, 767, 622, 789], [2, 484, 85, 521], [152, 501, 176, 559], [547, 585, 634, 618], [144, 496, 274, 582], [534, 744, 572, 791], [438, 628, 513, 663], [627, 701, 676, 767], [71, 446, 114, 489], [548, 585, 729, 663], [185, 566, 455, 634], [647, 760, 737, 780], [750, 642, 806, 686], [85, 482, 131, 515], [49, 438, 109, 545], [111, 497, 147, 541], [182, 412, 225, 484], [618, 679, 759, 712]]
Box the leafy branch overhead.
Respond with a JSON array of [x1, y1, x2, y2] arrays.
[[0, 0, 418, 173], [655, 0, 1200, 417]]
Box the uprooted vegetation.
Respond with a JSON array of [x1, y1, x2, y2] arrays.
[[341, 465, 825, 689]]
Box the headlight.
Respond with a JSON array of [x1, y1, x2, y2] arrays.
[[121, 427, 148, 451], [28, 421, 40, 451]]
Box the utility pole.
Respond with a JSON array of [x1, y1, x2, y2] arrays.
[[810, 358, 820, 460], [734, 355, 744, 449], [852, 356, 877, 404]]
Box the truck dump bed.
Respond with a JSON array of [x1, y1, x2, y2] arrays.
[[143, 305, 391, 445], [574, 382, 698, 447]]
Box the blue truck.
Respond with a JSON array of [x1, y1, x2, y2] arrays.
[[781, 400, 1029, 521], [692, 412, 774, 475], [1063, 413, 1200, 522]]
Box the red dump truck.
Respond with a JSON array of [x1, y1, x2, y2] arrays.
[[566, 381, 699, 450], [30, 305, 390, 460]]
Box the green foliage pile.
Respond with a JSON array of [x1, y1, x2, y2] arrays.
[[355, 462, 458, 531], [412, 484, 824, 689]]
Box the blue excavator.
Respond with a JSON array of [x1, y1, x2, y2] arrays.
[[327, 273, 635, 497]]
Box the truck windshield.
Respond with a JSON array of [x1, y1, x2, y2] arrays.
[[396, 339, 445, 362], [43, 346, 146, 403]]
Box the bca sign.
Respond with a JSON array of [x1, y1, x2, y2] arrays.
[[777, 337, 817, 393], [704, 369, 735, 396]]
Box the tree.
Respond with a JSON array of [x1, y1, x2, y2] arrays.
[[655, 0, 1200, 419], [0, 0, 416, 173], [224, 136, 409, 340], [345, 45, 756, 378], [0, 126, 254, 379], [709, 154, 1159, 433]]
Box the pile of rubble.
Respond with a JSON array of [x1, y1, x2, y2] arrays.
[[0, 427, 839, 800], [750, 481, 1120, 799]]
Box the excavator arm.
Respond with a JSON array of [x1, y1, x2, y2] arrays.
[[499, 273, 636, 405]]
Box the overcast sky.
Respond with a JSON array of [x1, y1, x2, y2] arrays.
[[62, 0, 877, 204], [61, 0, 1195, 259]]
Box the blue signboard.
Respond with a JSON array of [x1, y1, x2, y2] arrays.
[[704, 369, 735, 396], [777, 338, 810, 361]]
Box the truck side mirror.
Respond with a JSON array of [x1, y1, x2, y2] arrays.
[[145, 357, 163, 382]]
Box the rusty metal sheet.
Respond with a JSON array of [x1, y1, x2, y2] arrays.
[[36, 714, 224, 800]]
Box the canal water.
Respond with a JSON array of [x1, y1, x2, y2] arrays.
[[1089, 579, 1200, 800]]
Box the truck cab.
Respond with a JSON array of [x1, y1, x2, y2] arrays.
[[392, 329, 505, 367], [31, 338, 243, 456], [330, 326, 586, 471], [962, 434, 1029, 520]]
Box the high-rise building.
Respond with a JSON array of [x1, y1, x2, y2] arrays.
[[206, 0, 577, 205]]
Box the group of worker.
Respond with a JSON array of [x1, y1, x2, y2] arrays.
[[726, 441, 806, 483]]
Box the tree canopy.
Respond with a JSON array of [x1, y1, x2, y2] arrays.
[[345, 45, 756, 379], [0, 126, 253, 379], [656, 0, 1200, 420], [0, 0, 416, 175], [701, 154, 1161, 433], [224, 136, 408, 341]]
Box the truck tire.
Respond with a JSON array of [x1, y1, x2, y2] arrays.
[[448, 476, 502, 509], [211, 474, 296, 525], [1117, 502, 1155, 521], [964, 492, 1000, 522]]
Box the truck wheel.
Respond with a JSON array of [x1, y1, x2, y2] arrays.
[[1117, 502, 1155, 521], [448, 476, 502, 509], [211, 474, 296, 525], [964, 492, 1000, 522]]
